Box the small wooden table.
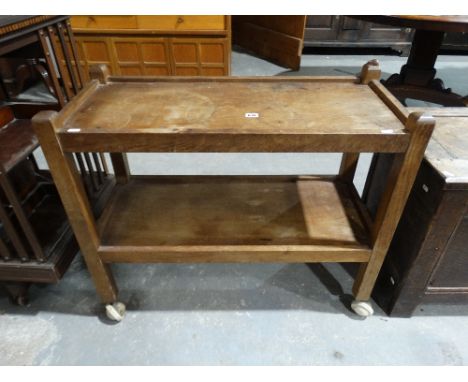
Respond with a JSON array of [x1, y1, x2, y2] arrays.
[[352, 16, 468, 106], [32, 61, 434, 321]]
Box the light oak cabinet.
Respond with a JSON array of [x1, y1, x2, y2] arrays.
[[70, 16, 231, 78]]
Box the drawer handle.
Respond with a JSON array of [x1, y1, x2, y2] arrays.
[[177, 17, 184, 24]]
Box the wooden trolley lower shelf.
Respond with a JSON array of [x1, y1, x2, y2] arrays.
[[97, 176, 372, 263]]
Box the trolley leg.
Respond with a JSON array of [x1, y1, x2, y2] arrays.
[[110, 153, 130, 184], [351, 112, 435, 317], [33, 111, 119, 308]]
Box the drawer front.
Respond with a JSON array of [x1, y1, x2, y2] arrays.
[[136, 16, 226, 31], [72, 16, 226, 31], [71, 16, 138, 30]]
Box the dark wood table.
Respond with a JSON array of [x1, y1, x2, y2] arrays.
[[352, 16, 468, 106]]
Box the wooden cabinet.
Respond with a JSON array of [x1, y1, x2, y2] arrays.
[[70, 16, 231, 78], [366, 108, 468, 316], [304, 16, 468, 55], [232, 16, 306, 70], [304, 16, 413, 55]]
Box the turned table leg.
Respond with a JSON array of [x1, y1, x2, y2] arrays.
[[383, 29, 467, 106]]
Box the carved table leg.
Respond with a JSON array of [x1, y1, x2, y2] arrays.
[[383, 29, 467, 106]]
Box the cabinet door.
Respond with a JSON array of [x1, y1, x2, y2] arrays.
[[232, 16, 306, 70], [74, 36, 115, 80], [74, 35, 230, 78], [169, 38, 229, 76], [112, 37, 171, 76], [428, 212, 468, 290], [304, 15, 340, 41], [337, 17, 364, 41]]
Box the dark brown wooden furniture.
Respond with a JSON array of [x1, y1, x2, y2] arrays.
[[366, 107, 468, 316], [232, 16, 306, 70], [0, 15, 114, 304], [442, 31, 468, 52], [32, 61, 434, 321], [0, 104, 78, 304], [0, 16, 84, 107], [304, 16, 413, 55], [352, 16, 468, 107]]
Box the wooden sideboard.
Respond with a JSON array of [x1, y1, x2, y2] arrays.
[[69, 16, 231, 79], [304, 16, 413, 55], [304, 16, 468, 55]]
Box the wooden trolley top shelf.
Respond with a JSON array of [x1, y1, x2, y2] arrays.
[[55, 75, 410, 153]]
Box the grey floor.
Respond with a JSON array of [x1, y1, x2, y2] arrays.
[[1, 49, 468, 366]]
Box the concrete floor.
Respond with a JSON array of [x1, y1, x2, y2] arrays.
[[1, 49, 468, 365]]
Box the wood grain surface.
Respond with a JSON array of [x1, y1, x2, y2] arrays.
[[57, 77, 408, 153], [408, 107, 468, 186], [97, 176, 371, 263]]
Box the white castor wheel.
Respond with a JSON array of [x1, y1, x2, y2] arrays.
[[105, 302, 126, 322], [351, 300, 374, 317]]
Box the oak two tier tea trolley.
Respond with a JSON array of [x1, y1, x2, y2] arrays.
[[32, 61, 434, 321]]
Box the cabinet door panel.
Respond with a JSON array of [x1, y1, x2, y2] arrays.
[[337, 17, 364, 41], [76, 37, 115, 79], [304, 16, 339, 41], [169, 38, 228, 76], [111, 37, 171, 76], [74, 35, 229, 78], [429, 213, 468, 289]]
